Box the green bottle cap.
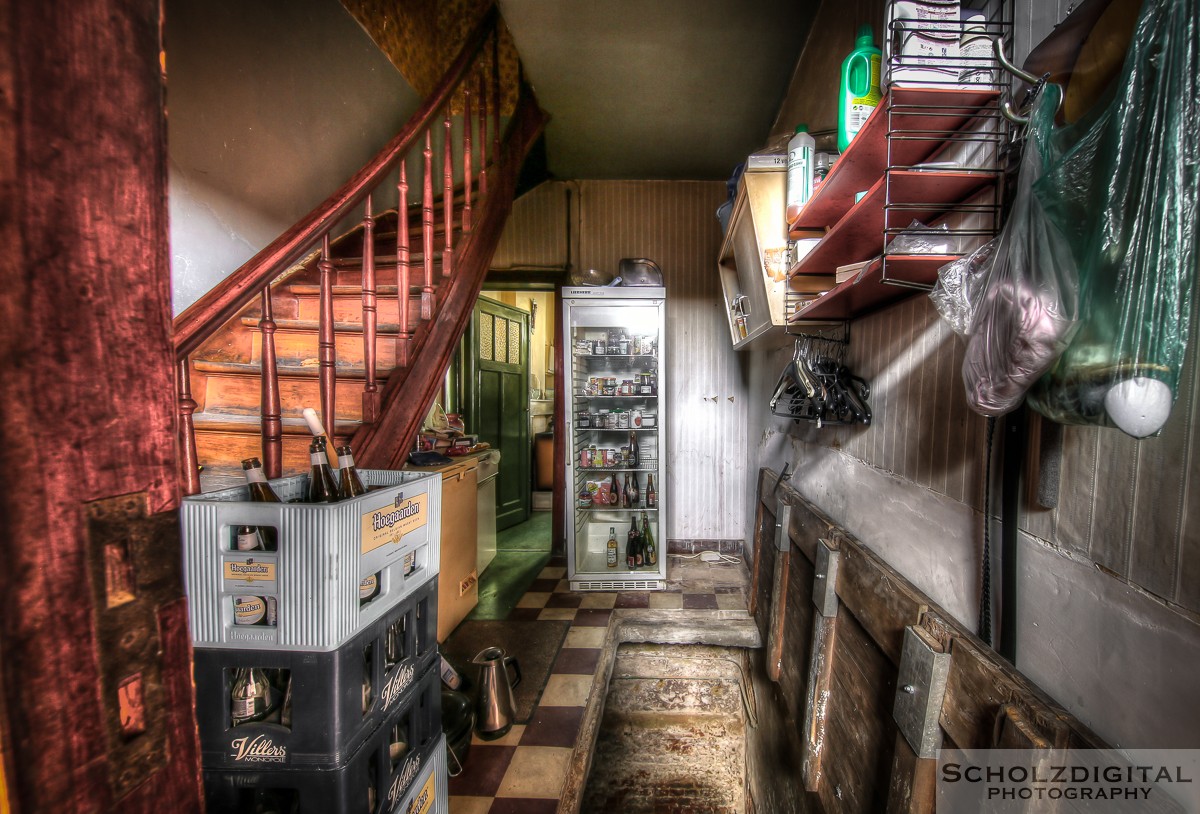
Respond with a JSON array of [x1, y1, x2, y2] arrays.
[[794, 123, 809, 134], [856, 25, 874, 47]]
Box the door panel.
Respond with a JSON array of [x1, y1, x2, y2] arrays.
[[466, 297, 530, 530]]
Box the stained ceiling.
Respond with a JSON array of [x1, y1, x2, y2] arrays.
[[497, 0, 817, 181]]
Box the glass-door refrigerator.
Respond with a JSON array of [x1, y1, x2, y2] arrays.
[[563, 286, 666, 591]]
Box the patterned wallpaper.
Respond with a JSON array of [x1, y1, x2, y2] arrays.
[[340, 0, 519, 115]]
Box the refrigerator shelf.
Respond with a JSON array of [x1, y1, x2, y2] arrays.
[[573, 427, 658, 434], [573, 394, 659, 400], [573, 353, 659, 360], [575, 507, 659, 514], [575, 467, 658, 474]]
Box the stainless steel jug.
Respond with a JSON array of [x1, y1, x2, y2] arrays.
[[472, 646, 522, 740]]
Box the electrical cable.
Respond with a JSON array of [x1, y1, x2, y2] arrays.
[[979, 416, 996, 646], [670, 551, 743, 565]]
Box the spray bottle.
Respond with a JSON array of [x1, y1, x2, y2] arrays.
[[838, 25, 882, 153]]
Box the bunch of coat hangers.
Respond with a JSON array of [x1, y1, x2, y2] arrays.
[[771, 329, 871, 427]]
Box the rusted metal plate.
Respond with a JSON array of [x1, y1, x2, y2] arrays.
[[893, 626, 949, 760], [813, 538, 840, 619], [85, 493, 186, 800]]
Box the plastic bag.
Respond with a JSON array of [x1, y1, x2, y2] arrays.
[[1027, 0, 1200, 437], [952, 83, 1080, 417], [930, 239, 997, 337]]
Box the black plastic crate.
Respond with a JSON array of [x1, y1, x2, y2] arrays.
[[203, 664, 443, 813], [195, 576, 438, 770]]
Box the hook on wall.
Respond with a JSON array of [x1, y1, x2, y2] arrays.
[[992, 37, 1057, 127]]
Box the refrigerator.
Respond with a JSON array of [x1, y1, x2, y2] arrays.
[[563, 286, 666, 591]]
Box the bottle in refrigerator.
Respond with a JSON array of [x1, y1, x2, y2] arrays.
[[646, 474, 657, 508], [629, 431, 640, 467], [642, 512, 657, 567], [628, 516, 643, 567], [628, 473, 640, 508], [607, 528, 618, 568], [607, 472, 619, 505], [621, 474, 631, 508]]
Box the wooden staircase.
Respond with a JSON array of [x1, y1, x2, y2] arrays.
[[173, 8, 546, 491]]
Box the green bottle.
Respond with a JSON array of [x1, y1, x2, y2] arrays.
[[838, 25, 882, 153]]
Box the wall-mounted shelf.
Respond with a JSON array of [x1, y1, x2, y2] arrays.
[[716, 167, 789, 350], [787, 84, 1006, 325]]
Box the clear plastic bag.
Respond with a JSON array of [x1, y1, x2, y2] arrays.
[[953, 83, 1080, 417], [930, 239, 997, 338], [1027, 0, 1200, 437]]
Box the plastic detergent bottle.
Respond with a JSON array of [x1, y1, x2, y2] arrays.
[[838, 25, 882, 152], [785, 124, 815, 226]]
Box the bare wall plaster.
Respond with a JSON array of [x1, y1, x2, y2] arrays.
[[165, 0, 421, 314]]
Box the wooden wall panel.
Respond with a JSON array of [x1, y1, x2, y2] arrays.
[[819, 607, 897, 814], [490, 180, 570, 270], [807, 289, 1200, 615]]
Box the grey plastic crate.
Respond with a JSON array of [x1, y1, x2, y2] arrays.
[[183, 469, 441, 651]]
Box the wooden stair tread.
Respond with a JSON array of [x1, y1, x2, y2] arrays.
[[237, 316, 409, 334], [193, 411, 361, 434], [286, 284, 423, 297], [193, 358, 392, 379]]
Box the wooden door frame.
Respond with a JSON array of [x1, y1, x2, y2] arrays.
[[475, 274, 569, 553]]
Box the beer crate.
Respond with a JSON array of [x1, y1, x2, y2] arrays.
[[203, 687, 446, 814], [194, 576, 438, 770], [182, 468, 442, 651]]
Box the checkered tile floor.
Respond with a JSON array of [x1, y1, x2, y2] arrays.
[[447, 555, 750, 813]]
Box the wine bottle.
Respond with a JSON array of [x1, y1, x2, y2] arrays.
[[307, 438, 339, 503], [607, 472, 619, 505], [646, 474, 657, 509], [642, 512, 657, 567], [279, 673, 293, 728], [628, 515, 643, 567], [336, 444, 367, 499], [625, 525, 638, 569], [628, 473, 640, 508], [607, 527, 618, 568], [628, 431, 640, 468], [231, 667, 277, 726], [621, 473, 631, 509], [240, 457, 280, 549]]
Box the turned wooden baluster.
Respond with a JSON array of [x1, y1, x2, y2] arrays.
[[259, 287, 283, 478], [178, 358, 201, 495], [462, 84, 473, 233], [478, 67, 488, 199], [442, 111, 454, 279], [361, 194, 380, 423], [421, 130, 435, 320], [398, 161, 412, 367], [318, 233, 337, 444]]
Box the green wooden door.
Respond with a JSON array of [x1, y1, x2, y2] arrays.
[[465, 297, 530, 530]]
